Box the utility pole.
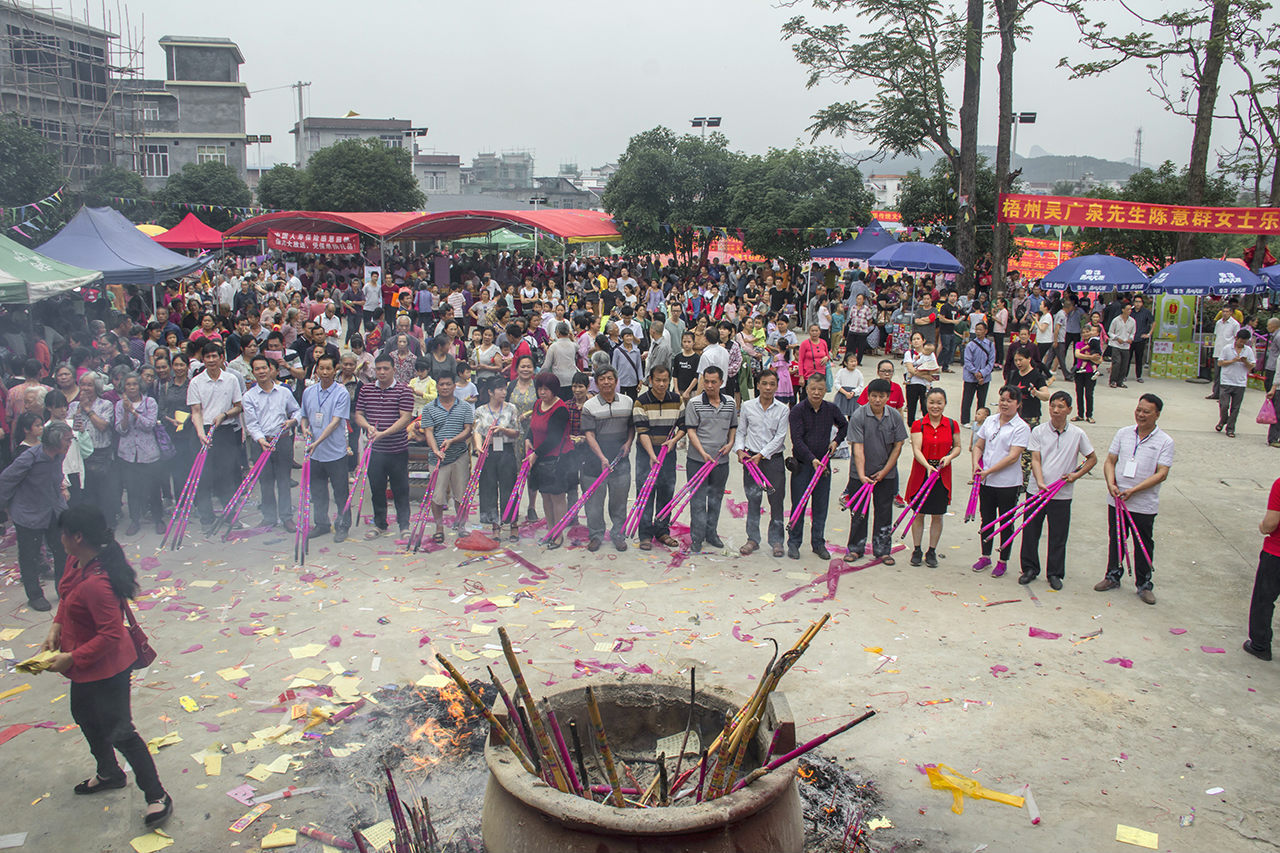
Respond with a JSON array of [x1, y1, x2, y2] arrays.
[[1134, 127, 1143, 172], [292, 81, 311, 165]]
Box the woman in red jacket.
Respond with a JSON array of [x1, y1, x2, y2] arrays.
[[797, 324, 830, 383], [40, 505, 172, 828]]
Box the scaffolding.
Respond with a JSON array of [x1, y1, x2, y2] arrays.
[[0, 0, 144, 188]]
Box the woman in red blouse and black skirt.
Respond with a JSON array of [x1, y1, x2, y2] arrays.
[[905, 388, 962, 567], [40, 505, 172, 828]]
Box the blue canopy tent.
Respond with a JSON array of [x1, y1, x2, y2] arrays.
[[866, 241, 964, 274], [809, 221, 898, 260], [37, 206, 208, 286], [1260, 264, 1280, 290], [1041, 254, 1149, 293], [1148, 259, 1264, 296]]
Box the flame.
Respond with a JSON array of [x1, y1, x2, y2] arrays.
[[437, 683, 467, 724], [797, 764, 816, 781], [409, 717, 455, 753]]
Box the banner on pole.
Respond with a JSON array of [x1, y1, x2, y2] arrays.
[[997, 193, 1280, 235], [266, 229, 361, 253]]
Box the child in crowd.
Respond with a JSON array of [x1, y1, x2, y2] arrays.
[[773, 344, 795, 406], [969, 406, 990, 451], [454, 362, 478, 404], [409, 357, 437, 415]]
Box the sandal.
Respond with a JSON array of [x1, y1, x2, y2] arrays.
[[1227, 429, 1236, 438], [1071, 416, 1083, 422], [431, 531, 445, 544], [75, 775, 127, 795], [508, 526, 520, 542], [1086, 417, 1095, 423], [881, 556, 896, 565]]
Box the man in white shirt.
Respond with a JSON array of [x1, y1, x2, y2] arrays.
[[695, 326, 730, 395], [1095, 393, 1174, 604], [1107, 303, 1136, 388], [217, 274, 237, 312], [1019, 390, 1097, 589], [362, 273, 383, 332], [242, 355, 300, 530], [186, 342, 245, 530], [736, 369, 790, 557], [1209, 304, 1242, 400], [1216, 328, 1255, 437]]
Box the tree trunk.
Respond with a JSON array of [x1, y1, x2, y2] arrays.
[[1249, 144, 1280, 271], [1176, 0, 1230, 260], [992, 0, 1017, 298], [955, 0, 984, 291]]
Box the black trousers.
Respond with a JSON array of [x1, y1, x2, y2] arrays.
[[1019, 497, 1071, 580], [905, 384, 927, 425], [1074, 374, 1096, 419], [787, 464, 832, 550], [195, 424, 242, 526], [636, 447, 678, 541], [849, 332, 869, 363], [309, 457, 350, 532], [845, 475, 897, 558], [1132, 338, 1148, 379], [960, 381, 988, 424], [1105, 504, 1155, 590], [744, 454, 786, 547], [15, 522, 65, 603], [69, 668, 165, 802], [368, 449, 410, 531], [82, 448, 118, 526], [479, 449, 517, 525], [687, 460, 730, 547], [253, 434, 294, 526], [979, 484, 1020, 561], [122, 460, 162, 524], [1248, 550, 1280, 654]]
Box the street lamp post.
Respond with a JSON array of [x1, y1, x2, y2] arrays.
[[529, 195, 548, 257], [690, 116, 722, 139], [1011, 111, 1037, 161]]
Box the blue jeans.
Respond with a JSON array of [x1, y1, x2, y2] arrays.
[[744, 455, 786, 547], [940, 333, 959, 369], [787, 463, 832, 551]]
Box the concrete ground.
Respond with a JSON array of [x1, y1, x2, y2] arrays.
[[1, 369, 1277, 853]]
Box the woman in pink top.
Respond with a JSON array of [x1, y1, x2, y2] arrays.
[[797, 324, 830, 382]]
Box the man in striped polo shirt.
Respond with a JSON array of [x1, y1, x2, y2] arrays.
[[684, 366, 738, 553], [420, 373, 475, 542], [582, 366, 635, 552], [633, 364, 685, 551], [353, 354, 415, 538]]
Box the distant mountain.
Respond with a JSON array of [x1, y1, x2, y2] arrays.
[[849, 146, 1138, 184]]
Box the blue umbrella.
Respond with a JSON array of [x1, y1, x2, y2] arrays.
[[1041, 254, 1149, 293], [866, 241, 964, 273], [809, 220, 898, 260], [1148, 259, 1265, 296], [1260, 263, 1280, 289]]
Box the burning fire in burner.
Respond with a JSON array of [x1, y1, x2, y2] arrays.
[[406, 684, 483, 769]]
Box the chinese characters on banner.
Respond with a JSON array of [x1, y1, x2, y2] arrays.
[[1009, 236, 1078, 277], [997, 193, 1280, 235], [266, 229, 361, 254]]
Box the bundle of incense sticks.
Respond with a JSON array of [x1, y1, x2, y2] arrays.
[[541, 449, 626, 544], [502, 450, 536, 525], [406, 462, 443, 553], [160, 442, 209, 550], [982, 478, 1067, 542], [1114, 496, 1153, 575], [454, 426, 496, 531], [787, 451, 831, 530], [963, 478, 982, 523], [214, 431, 280, 537], [623, 444, 669, 537], [294, 450, 313, 566], [842, 480, 875, 515], [728, 710, 877, 794], [657, 450, 724, 523], [342, 441, 374, 525], [893, 468, 942, 538], [996, 479, 1069, 543], [351, 766, 441, 853], [742, 457, 772, 492]]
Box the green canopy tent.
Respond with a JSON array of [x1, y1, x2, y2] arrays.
[[0, 232, 102, 304], [448, 227, 539, 252]]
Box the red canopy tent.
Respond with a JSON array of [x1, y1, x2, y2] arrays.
[[387, 209, 620, 243], [224, 211, 423, 239], [152, 213, 257, 250]]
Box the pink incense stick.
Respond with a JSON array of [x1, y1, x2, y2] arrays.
[[342, 441, 374, 521], [743, 458, 772, 492], [988, 489, 1053, 541], [624, 444, 669, 537], [1001, 480, 1066, 541], [894, 469, 943, 537], [220, 432, 283, 537], [982, 488, 1050, 536], [455, 426, 496, 530], [1117, 498, 1154, 569], [161, 444, 207, 549], [502, 451, 536, 525], [842, 480, 874, 513], [964, 479, 981, 523], [889, 467, 939, 535], [294, 450, 312, 565], [659, 451, 724, 523], [787, 451, 831, 529], [407, 461, 443, 552], [542, 450, 626, 543]]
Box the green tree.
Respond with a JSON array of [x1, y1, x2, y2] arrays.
[[0, 115, 61, 207], [154, 161, 253, 230], [1071, 161, 1237, 268], [782, 0, 982, 286], [1050, 179, 1082, 196], [302, 138, 424, 212], [602, 127, 737, 267], [1222, 18, 1280, 269], [727, 146, 873, 265], [1060, 0, 1270, 259], [256, 164, 308, 210], [81, 164, 148, 220], [896, 156, 1006, 258]]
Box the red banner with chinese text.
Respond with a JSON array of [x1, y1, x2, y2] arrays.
[[998, 193, 1280, 234], [267, 229, 361, 254], [1009, 236, 1077, 277]]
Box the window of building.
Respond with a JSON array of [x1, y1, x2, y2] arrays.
[[379, 134, 403, 148], [196, 144, 227, 165], [421, 171, 446, 191], [141, 144, 169, 178], [143, 101, 159, 121]]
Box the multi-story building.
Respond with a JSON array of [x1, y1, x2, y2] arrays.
[[461, 150, 534, 191], [865, 174, 905, 208], [118, 35, 249, 191], [0, 1, 131, 187], [412, 152, 461, 196], [292, 116, 418, 169]]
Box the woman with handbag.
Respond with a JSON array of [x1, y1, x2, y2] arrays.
[[114, 374, 165, 536], [39, 504, 172, 828]]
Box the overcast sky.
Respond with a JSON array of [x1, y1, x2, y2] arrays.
[[86, 0, 1274, 177]]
